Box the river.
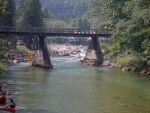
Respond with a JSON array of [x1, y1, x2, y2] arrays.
[[1, 56, 150, 113]]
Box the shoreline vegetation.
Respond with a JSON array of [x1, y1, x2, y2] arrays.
[[100, 42, 150, 76], [0, 46, 30, 75], [0, 44, 150, 77], [102, 56, 150, 76], [0, 0, 149, 77]]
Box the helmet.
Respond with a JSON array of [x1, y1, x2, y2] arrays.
[[9, 98, 13, 101]]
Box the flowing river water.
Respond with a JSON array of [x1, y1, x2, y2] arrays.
[[1, 56, 150, 113]]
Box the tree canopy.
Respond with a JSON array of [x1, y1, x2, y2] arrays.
[[0, 0, 149, 72], [87, 0, 150, 69]]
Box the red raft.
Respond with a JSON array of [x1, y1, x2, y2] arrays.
[[0, 107, 20, 111], [0, 96, 6, 104]]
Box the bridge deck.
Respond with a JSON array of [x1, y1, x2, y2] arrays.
[[0, 27, 111, 37]]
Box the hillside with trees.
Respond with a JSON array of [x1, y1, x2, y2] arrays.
[[0, 0, 150, 75], [87, 0, 150, 74], [0, 0, 16, 74], [41, 0, 88, 19], [15, 0, 88, 20]]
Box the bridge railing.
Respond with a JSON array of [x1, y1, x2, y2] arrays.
[[0, 26, 112, 35]]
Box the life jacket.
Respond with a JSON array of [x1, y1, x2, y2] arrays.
[[12, 103, 16, 108], [10, 102, 16, 108]]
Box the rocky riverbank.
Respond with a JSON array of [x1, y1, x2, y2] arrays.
[[49, 44, 87, 57], [102, 56, 150, 76], [6, 51, 28, 64], [2, 44, 150, 76]]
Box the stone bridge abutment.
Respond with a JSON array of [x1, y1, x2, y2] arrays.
[[32, 35, 53, 68], [83, 36, 104, 66]]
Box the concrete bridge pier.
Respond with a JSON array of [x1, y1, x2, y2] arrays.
[[84, 36, 104, 66], [32, 35, 53, 68]]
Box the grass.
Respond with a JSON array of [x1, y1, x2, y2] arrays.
[[0, 63, 5, 75], [102, 42, 121, 57], [116, 55, 142, 67], [13, 46, 31, 54]]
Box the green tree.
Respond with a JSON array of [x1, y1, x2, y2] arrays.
[[4, 0, 15, 26], [43, 8, 50, 19], [0, 0, 16, 49], [78, 18, 90, 29], [17, 0, 30, 27], [17, 0, 44, 49], [17, 0, 43, 27], [0, 0, 7, 15], [27, 0, 43, 27], [87, 0, 150, 70], [0, 0, 15, 26]]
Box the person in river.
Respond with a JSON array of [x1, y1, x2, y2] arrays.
[[5, 98, 16, 109], [0, 86, 4, 95], [0, 85, 13, 95], [9, 100, 16, 108], [0, 86, 6, 95]]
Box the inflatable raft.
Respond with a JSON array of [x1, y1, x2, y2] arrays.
[[0, 96, 6, 104], [0, 107, 20, 111]]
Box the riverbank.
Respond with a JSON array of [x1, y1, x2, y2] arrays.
[[49, 44, 150, 76], [7, 51, 28, 64], [1, 44, 149, 77], [49, 44, 87, 57], [0, 46, 30, 75], [102, 56, 150, 76], [0, 52, 28, 75]]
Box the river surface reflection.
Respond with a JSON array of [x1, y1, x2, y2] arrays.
[[1, 57, 150, 113]]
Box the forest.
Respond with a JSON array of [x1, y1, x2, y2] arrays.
[[15, 0, 88, 20], [0, 0, 150, 75]]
